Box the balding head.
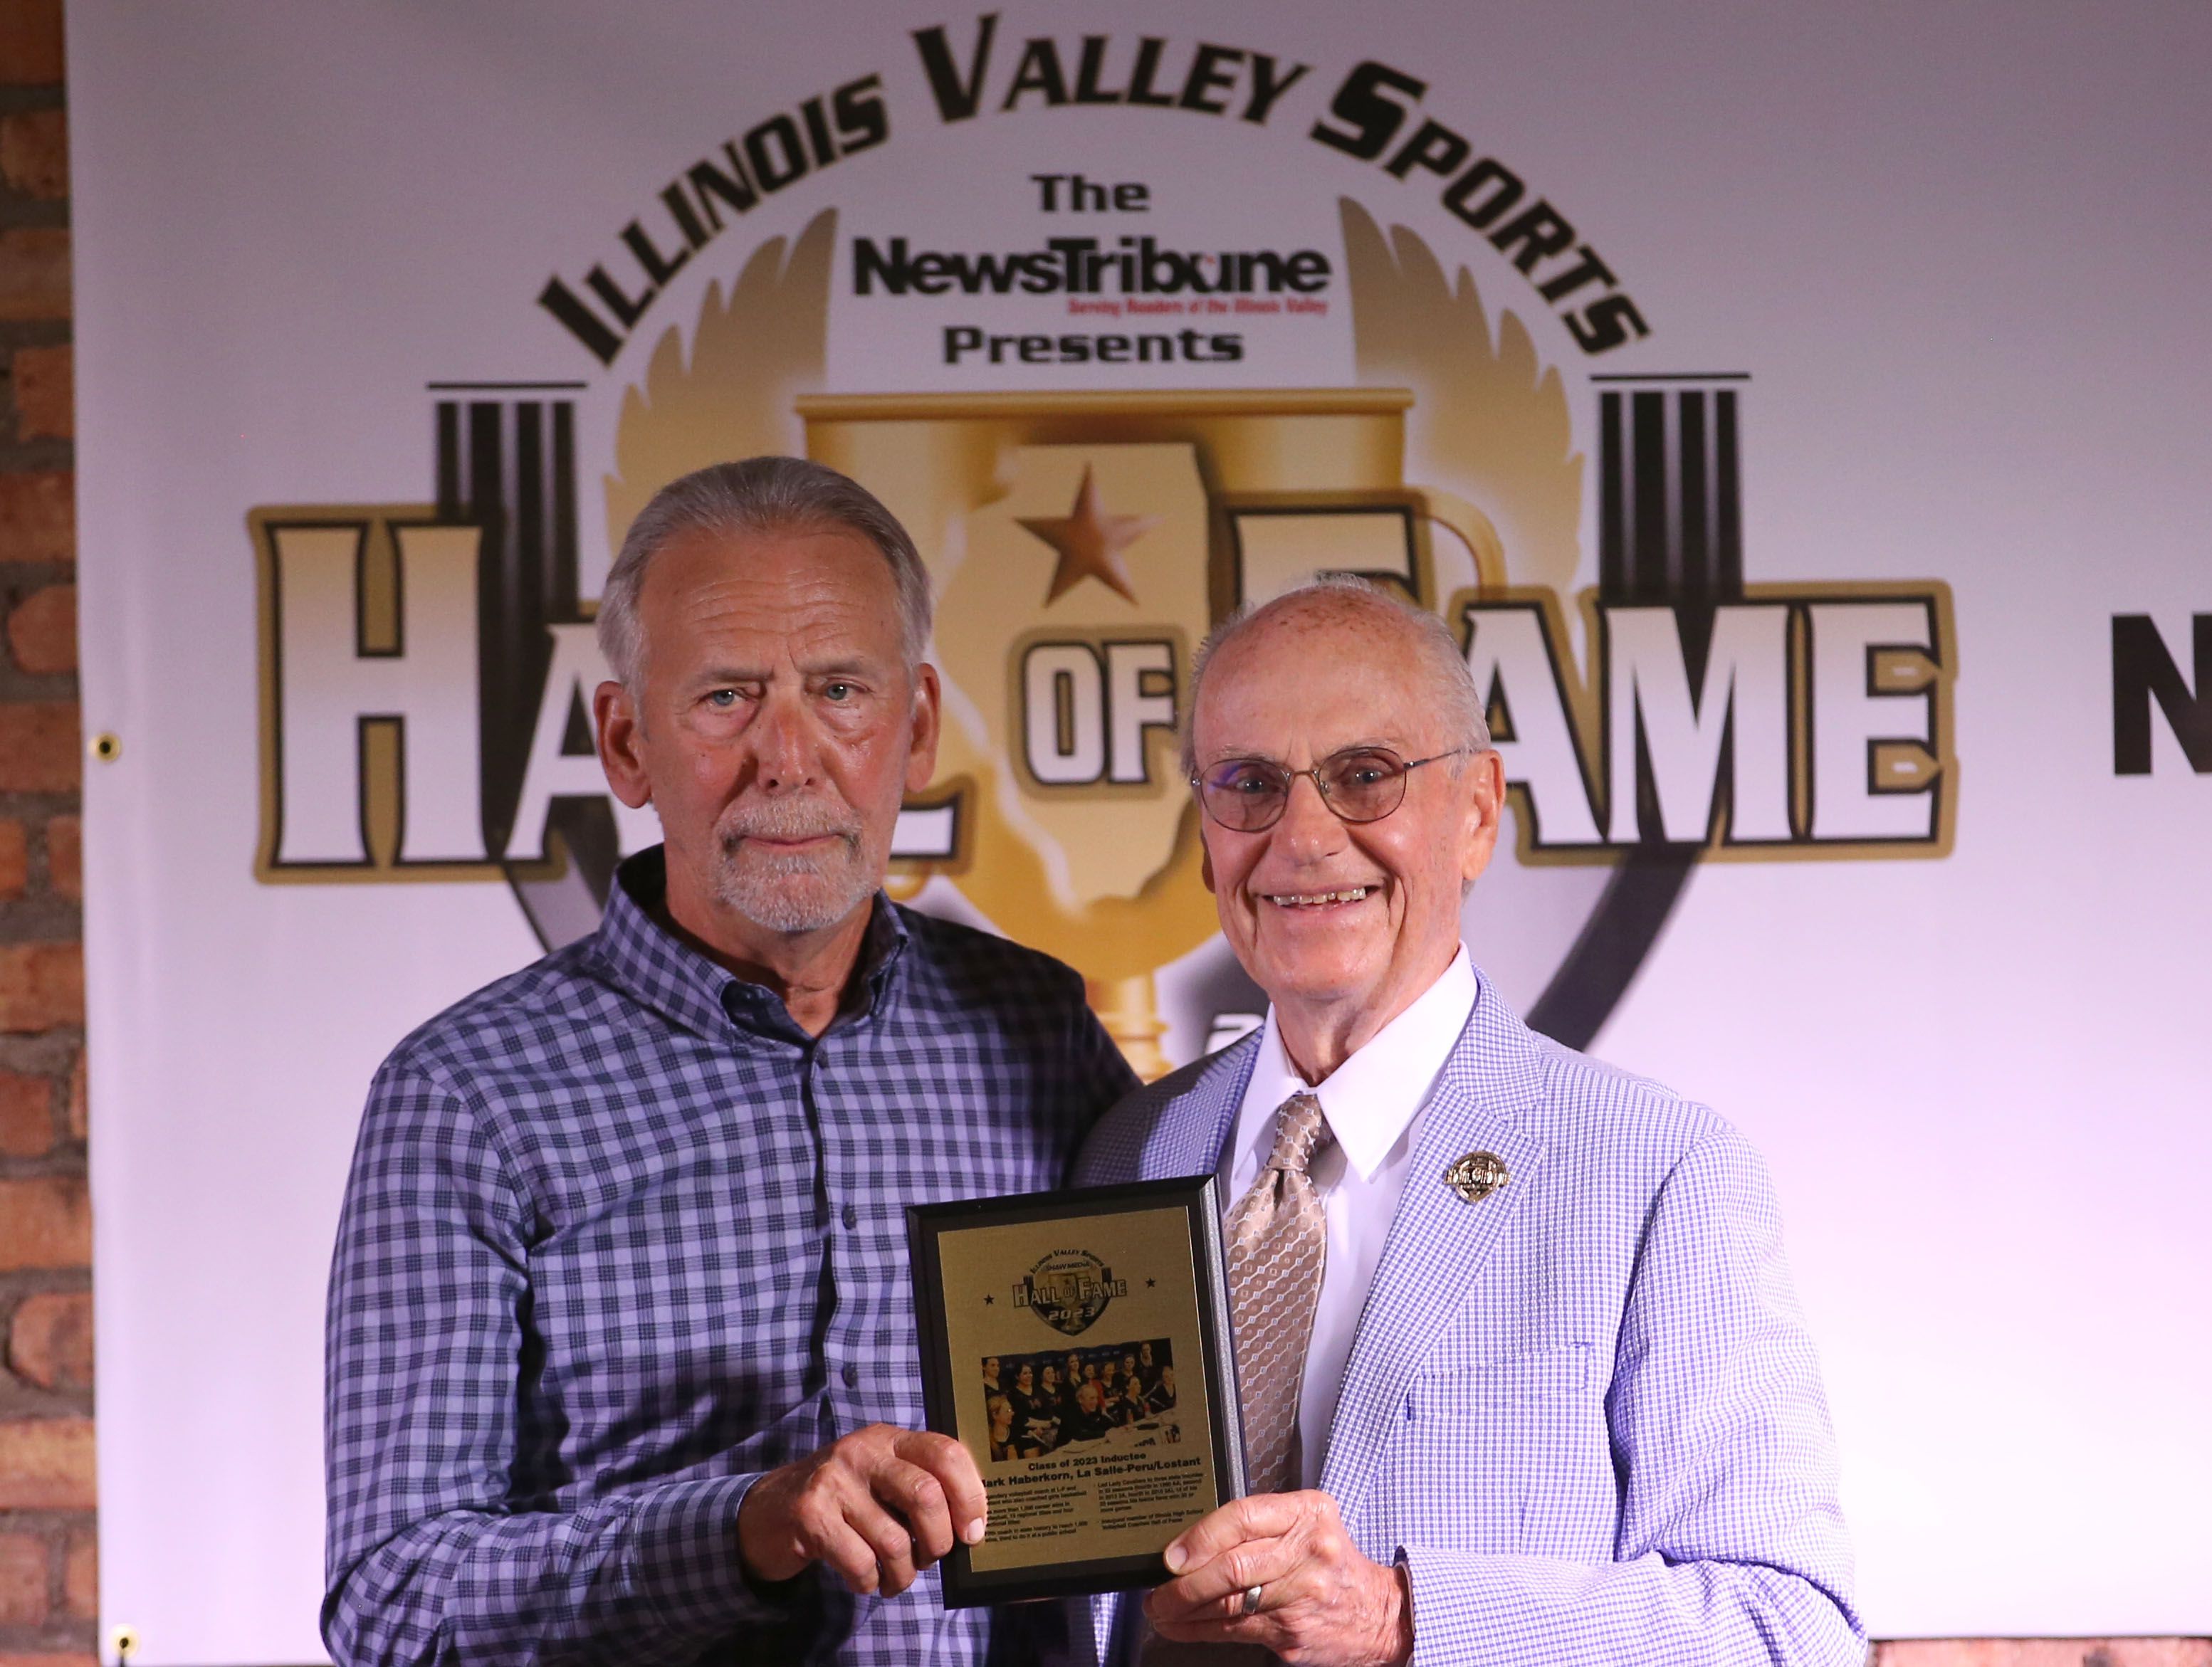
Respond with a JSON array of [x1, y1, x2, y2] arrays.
[[1181, 577, 1489, 778]]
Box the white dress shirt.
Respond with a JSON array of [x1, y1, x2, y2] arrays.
[[1218, 946, 1478, 1493]]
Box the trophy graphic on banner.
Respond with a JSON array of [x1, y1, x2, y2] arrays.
[[802, 390, 1503, 1079]]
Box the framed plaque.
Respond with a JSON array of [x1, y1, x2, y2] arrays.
[[907, 1177, 1247, 1607]]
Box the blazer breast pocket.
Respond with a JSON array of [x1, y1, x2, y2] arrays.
[[1405, 1340, 1594, 1411], [1378, 1342, 1614, 1559]]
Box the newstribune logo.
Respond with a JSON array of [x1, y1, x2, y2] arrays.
[[1014, 1249, 1127, 1337], [854, 232, 1328, 366], [251, 16, 1958, 1071], [851, 233, 1332, 298]]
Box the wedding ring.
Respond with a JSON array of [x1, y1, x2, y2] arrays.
[[1240, 1584, 1264, 1616]]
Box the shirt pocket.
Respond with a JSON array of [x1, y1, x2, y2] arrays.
[[1380, 1343, 1612, 1557]]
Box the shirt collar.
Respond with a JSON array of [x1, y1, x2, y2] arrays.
[[1242, 947, 1479, 1184], [591, 846, 910, 1043]]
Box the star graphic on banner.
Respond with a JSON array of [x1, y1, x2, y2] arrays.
[[1145, 1278, 1156, 1288], [1017, 465, 1155, 605], [983, 1295, 995, 1305]]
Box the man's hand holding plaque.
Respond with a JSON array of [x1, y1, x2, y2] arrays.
[[1143, 1491, 1414, 1666], [736, 1425, 989, 1599]]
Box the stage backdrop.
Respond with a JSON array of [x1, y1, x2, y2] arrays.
[[66, 3, 2211, 1660]]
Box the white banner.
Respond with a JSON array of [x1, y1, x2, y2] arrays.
[[69, 3, 2211, 1660]]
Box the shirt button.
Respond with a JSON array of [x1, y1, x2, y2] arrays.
[[842, 1203, 859, 1230], [843, 1362, 860, 1388]]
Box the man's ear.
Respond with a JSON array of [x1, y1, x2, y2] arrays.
[[594, 680, 653, 809], [905, 663, 943, 794], [1200, 835, 1217, 896], [1459, 749, 1506, 886]]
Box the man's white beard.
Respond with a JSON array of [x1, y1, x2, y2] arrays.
[[711, 797, 881, 934]]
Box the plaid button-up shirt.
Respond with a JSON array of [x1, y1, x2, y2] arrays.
[[324, 851, 1136, 1667]]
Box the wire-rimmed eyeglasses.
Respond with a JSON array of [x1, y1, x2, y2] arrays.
[[1188, 746, 1468, 833]]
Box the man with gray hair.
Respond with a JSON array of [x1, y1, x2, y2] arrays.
[[325, 457, 1136, 1667], [1077, 576, 1859, 1665]]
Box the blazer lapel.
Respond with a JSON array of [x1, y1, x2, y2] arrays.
[[1316, 984, 1552, 1525], [1138, 1034, 1259, 1181]]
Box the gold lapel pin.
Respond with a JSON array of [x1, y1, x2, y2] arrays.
[[1444, 1151, 1509, 1204]]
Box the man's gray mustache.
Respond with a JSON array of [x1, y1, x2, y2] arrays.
[[717, 802, 864, 852]]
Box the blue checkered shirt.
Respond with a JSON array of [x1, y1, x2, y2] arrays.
[[324, 851, 1136, 1667]]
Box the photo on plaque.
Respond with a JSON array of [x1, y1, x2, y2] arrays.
[[907, 1177, 1247, 1606]]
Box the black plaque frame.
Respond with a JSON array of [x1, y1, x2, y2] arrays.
[[907, 1176, 1247, 1608]]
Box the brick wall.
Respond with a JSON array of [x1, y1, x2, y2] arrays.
[[0, 1, 92, 1664], [0, 4, 2199, 1665]]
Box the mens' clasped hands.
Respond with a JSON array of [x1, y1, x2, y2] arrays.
[[736, 1424, 988, 1598]]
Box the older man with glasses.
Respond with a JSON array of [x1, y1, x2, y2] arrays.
[[1077, 576, 1860, 1667]]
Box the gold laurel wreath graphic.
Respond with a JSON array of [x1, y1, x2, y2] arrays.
[[602, 209, 839, 561], [1340, 196, 1583, 601]]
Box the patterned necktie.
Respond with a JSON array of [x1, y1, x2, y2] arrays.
[[1224, 1091, 1333, 1495]]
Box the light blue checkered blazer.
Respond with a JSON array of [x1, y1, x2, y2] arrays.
[[1071, 971, 1862, 1667]]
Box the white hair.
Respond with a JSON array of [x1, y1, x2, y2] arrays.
[[596, 456, 931, 688], [1180, 574, 1490, 775]]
